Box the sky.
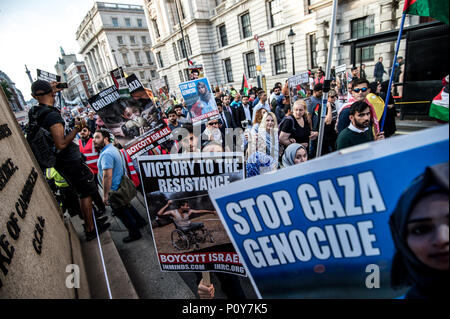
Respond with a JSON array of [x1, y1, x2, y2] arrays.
[[0, 0, 144, 101]]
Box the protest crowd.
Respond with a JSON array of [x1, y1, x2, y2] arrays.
[[23, 52, 449, 300]]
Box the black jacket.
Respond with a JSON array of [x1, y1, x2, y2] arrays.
[[234, 104, 253, 129], [218, 110, 235, 132]]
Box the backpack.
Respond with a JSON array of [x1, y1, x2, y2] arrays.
[[25, 106, 58, 169]]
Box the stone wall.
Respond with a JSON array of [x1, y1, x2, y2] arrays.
[[0, 88, 86, 298]]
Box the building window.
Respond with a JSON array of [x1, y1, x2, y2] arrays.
[[224, 58, 233, 83], [137, 18, 143, 27], [163, 75, 169, 90], [268, 0, 282, 28], [356, 46, 375, 63], [309, 33, 318, 69], [245, 51, 256, 78], [112, 17, 119, 27], [134, 52, 141, 64], [152, 19, 160, 38], [351, 15, 375, 38], [351, 16, 375, 62], [173, 43, 179, 61], [117, 36, 123, 45], [178, 39, 187, 58], [157, 52, 164, 68], [140, 71, 145, 80], [151, 70, 156, 78], [179, 70, 184, 82], [130, 36, 136, 44], [218, 24, 228, 47], [273, 42, 287, 74], [141, 36, 147, 44], [184, 69, 190, 81], [122, 53, 129, 66], [125, 18, 131, 27], [185, 36, 192, 56], [145, 51, 153, 64], [240, 12, 252, 39]]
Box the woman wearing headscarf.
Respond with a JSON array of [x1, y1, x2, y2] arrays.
[[255, 112, 279, 160], [197, 80, 216, 114], [389, 161, 449, 299], [281, 143, 308, 168], [246, 112, 279, 177]]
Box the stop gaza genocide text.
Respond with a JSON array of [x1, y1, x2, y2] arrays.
[[224, 171, 387, 268]]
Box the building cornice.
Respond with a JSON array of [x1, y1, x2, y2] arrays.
[[79, 26, 150, 54]]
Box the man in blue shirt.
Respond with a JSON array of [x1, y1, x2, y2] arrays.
[[93, 129, 147, 243]]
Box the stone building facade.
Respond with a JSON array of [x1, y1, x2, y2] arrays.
[[76, 2, 158, 94], [143, 0, 419, 95], [65, 61, 94, 103], [0, 70, 26, 113]]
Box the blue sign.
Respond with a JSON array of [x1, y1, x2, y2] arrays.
[[209, 125, 449, 298], [179, 77, 219, 125]]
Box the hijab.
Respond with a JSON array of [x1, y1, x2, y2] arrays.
[[389, 161, 449, 299], [282, 143, 305, 167]]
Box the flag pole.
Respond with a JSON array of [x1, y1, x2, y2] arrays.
[[316, 0, 338, 158], [380, 12, 407, 131]]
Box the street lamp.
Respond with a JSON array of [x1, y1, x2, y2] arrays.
[[288, 27, 296, 75]]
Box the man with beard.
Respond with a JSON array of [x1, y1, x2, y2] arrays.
[[168, 109, 182, 131], [336, 101, 384, 150], [93, 129, 147, 243], [78, 126, 107, 216], [234, 95, 253, 130], [336, 78, 379, 135], [174, 104, 189, 124]]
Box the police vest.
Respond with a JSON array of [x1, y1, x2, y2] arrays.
[[119, 148, 140, 187], [78, 138, 99, 174]]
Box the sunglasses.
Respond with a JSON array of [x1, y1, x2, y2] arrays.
[[209, 122, 219, 125], [353, 87, 368, 93]]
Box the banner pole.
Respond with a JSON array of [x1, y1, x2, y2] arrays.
[[380, 12, 407, 131], [202, 272, 211, 286], [316, 0, 338, 158]]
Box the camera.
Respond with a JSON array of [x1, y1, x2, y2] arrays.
[[241, 120, 249, 129], [56, 82, 68, 89]]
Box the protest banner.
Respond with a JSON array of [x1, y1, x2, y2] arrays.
[[152, 78, 169, 104], [36, 69, 62, 109], [335, 64, 348, 102], [110, 67, 130, 98], [287, 72, 310, 107], [138, 153, 247, 276], [179, 77, 220, 125], [188, 64, 204, 80], [209, 125, 449, 298], [88, 85, 172, 155], [37, 69, 61, 82], [123, 74, 173, 159]]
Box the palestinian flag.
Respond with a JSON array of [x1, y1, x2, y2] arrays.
[[429, 86, 449, 122], [241, 74, 249, 96], [403, 0, 449, 25]]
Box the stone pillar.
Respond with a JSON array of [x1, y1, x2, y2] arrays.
[[316, 21, 328, 69]]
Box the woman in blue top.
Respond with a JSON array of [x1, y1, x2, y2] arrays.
[[389, 162, 449, 299]]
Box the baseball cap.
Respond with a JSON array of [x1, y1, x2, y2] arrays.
[[31, 80, 53, 96]]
